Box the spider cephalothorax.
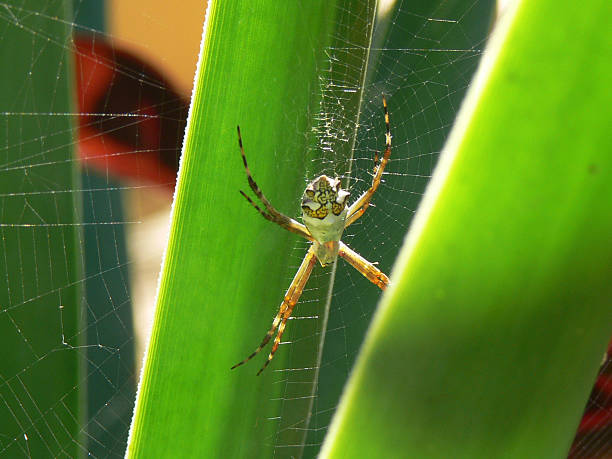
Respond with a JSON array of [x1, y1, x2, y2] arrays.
[[232, 95, 391, 375]]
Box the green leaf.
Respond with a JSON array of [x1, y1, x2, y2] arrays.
[[0, 1, 81, 456], [127, 1, 375, 457], [321, 0, 612, 457]]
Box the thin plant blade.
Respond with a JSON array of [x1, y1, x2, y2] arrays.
[[127, 1, 376, 457]]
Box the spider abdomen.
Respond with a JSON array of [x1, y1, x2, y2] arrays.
[[301, 175, 349, 265]]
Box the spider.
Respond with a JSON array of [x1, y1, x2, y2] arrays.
[[231, 95, 391, 375]]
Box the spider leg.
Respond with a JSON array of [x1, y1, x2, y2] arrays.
[[338, 241, 389, 290], [230, 304, 287, 371], [345, 95, 391, 227], [237, 126, 313, 241], [239, 190, 301, 233], [257, 307, 291, 376], [231, 247, 317, 375]]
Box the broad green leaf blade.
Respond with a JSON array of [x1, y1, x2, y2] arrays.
[[321, 0, 612, 457], [127, 1, 375, 457], [0, 1, 81, 456]]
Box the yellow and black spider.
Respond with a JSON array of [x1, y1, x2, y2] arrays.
[[232, 96, 391, 375]]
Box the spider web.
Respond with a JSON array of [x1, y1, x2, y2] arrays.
[[0, 0, 197, 457], [270, 1, 496, 455], [0, 0, 610, 458]]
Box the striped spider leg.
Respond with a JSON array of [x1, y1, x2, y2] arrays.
[[344, 95, 392, 227], [232, 95, 391, 375]]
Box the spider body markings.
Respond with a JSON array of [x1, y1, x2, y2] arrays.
[[232, 96, 391, 375], [302, 176, 349, 266]]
